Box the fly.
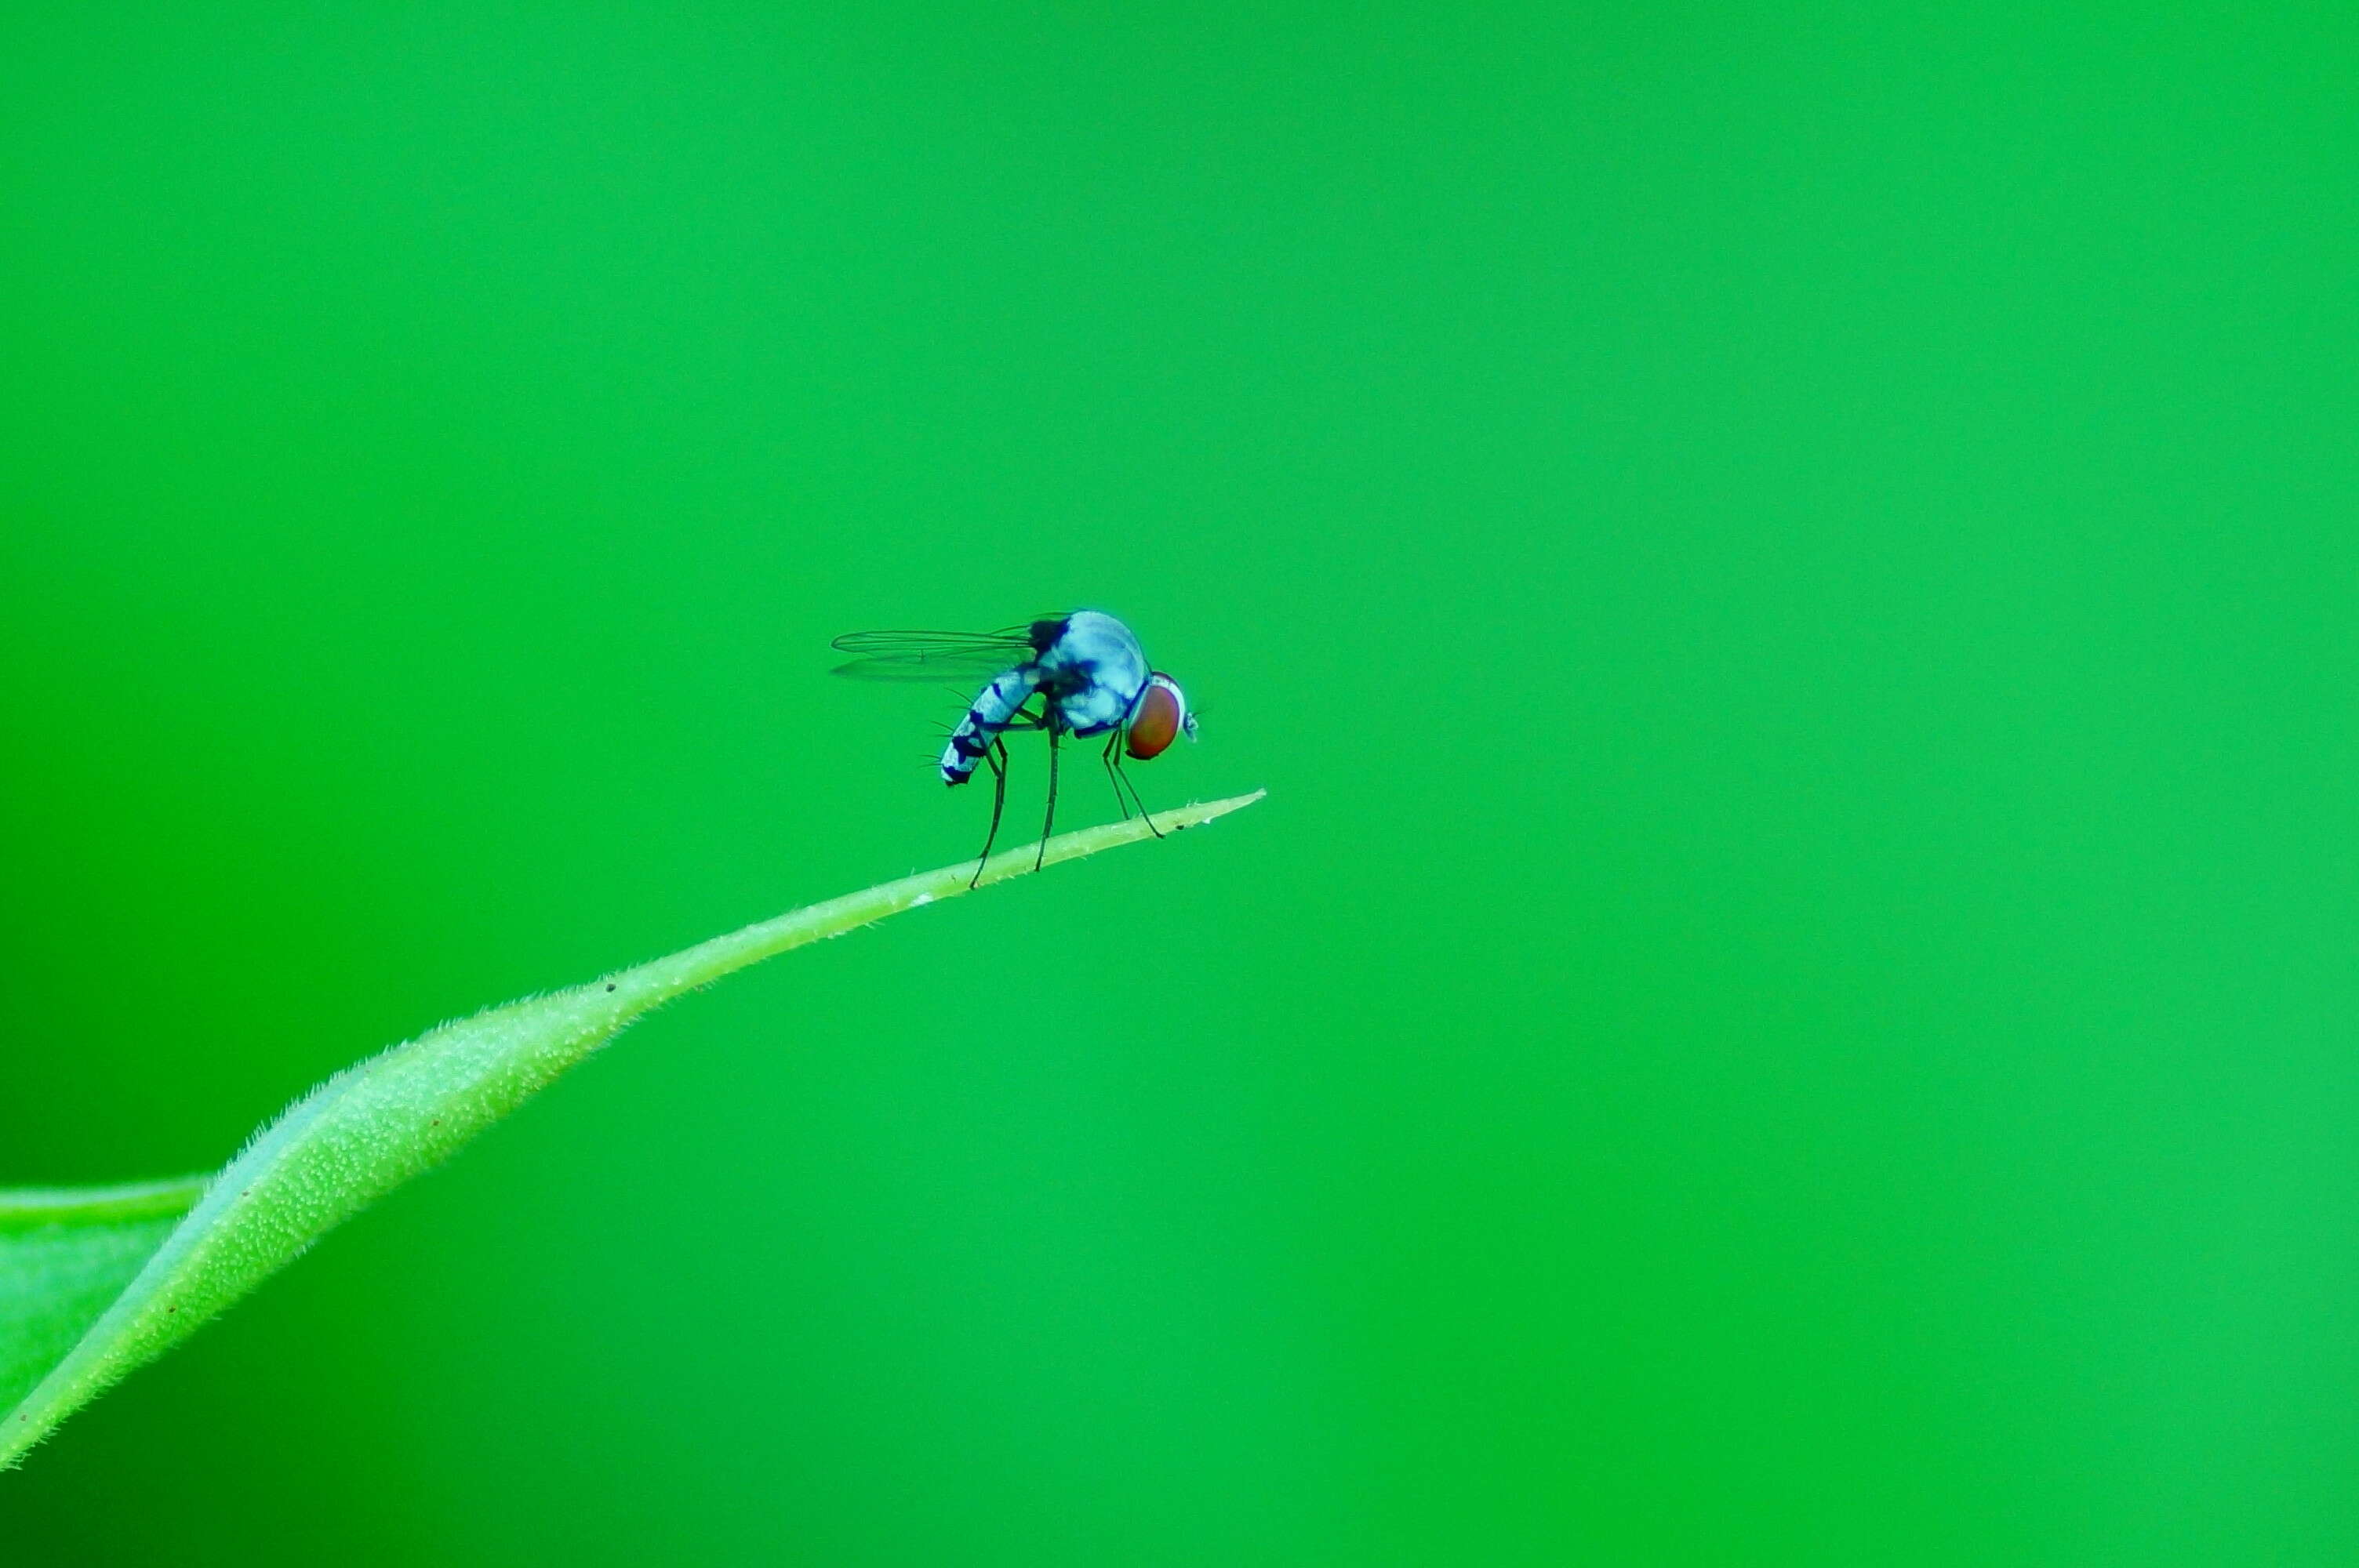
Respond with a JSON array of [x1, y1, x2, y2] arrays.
[[831, 611, 1199, 884]]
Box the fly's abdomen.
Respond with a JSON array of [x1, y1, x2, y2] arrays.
[[940, 666, 1040, 783]]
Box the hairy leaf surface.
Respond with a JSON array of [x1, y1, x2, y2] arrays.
[[2, 792, 1262, 1468]]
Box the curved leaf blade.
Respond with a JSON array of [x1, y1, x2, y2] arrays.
[[0, 1178, 209, 1416], [2, 789, 1263, 1468]]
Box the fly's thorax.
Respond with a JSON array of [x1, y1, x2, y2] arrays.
[[1038, 610, 1150, 736]]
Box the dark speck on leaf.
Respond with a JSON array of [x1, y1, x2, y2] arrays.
[[606, 983, 616, 992]]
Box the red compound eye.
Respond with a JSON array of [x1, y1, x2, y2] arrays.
[[1125, 676, 1186, 759]]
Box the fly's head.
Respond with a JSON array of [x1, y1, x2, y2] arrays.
[[1125, 673, 1196, 760]]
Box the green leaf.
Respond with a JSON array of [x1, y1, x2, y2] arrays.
[[0, 1179, 211, 1419], [1, 790, 1263, 1469]]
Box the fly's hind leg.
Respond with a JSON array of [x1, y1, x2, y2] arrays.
[[970, 736, 1010, 888], [969, 699, 1053, 887]]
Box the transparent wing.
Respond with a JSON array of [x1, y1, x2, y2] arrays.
[[827, 626, 1041, 684]]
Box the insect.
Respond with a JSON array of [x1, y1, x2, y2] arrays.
[[831, 611, 1198, 884]]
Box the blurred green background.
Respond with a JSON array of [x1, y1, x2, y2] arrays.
[[4, 4, 2355, 1563]]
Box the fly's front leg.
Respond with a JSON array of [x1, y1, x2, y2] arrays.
[[1100, 729, 1132, 821], [1106, 731, 1164, 838]]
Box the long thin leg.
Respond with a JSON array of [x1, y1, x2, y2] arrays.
[[1111, 748, 1165, 838], [970, 736, 1009, 888], [1100, 730, 1132, 820], [1034, 723, 1061, 871]]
